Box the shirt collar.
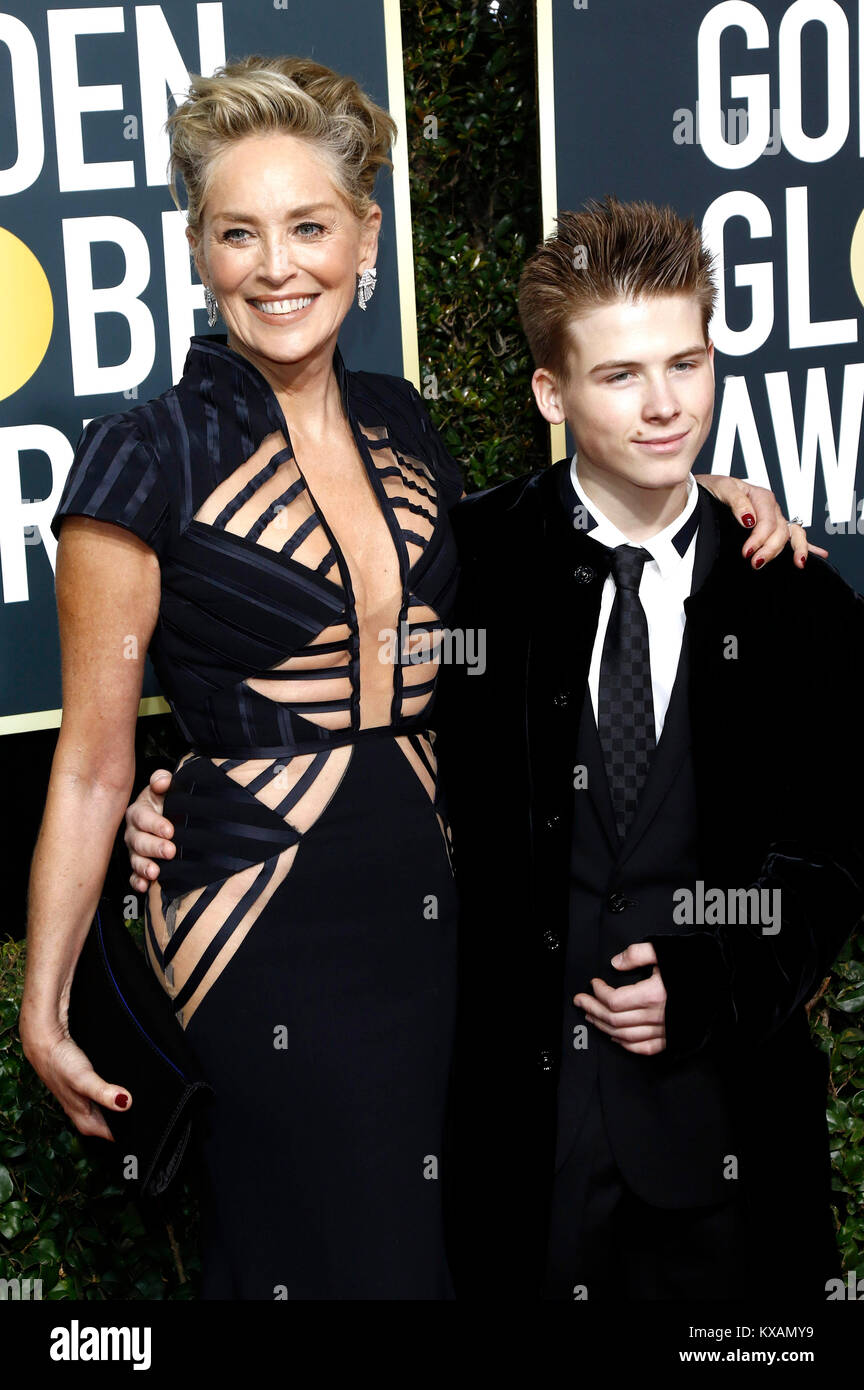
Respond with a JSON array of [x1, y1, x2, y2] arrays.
[[569, 453, 699, 581]]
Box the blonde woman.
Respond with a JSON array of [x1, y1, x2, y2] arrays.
[[22, 56, 466, 1300], [21, 56, 796, 1300]]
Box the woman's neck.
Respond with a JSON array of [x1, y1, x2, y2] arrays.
[[225, 332, 347, 440]]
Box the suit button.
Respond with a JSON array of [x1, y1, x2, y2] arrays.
[[545, 814, 561, 831], [574, 565, 596, 583], [543, 930, 560, 952], [553, 692, 570, 710], [537, 1049, 555, 1071], [607, 892, 627, 913]]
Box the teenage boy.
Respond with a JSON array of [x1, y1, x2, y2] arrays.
[[440, 196, 864, 1300]]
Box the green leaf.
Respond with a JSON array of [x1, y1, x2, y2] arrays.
[[19, 1237, 60, 1269]]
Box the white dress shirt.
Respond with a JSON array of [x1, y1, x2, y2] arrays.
[[569, 457, 700, 741]]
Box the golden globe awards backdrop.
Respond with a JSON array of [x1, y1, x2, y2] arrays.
[[536, 0, 864, 592], [0, 0, 416, 733]]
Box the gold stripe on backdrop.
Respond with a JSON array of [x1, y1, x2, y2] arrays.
[[0, 695, 169, 736], [535, 0, 568, 465], [383, 0, 420, 390]]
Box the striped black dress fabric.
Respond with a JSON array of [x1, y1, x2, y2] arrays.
[[51, 335, 464, 1299]]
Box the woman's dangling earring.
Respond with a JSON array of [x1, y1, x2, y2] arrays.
[[204, 285, 219, 327], [357, 268, 377, 311]]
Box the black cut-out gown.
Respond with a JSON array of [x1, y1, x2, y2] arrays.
[[51, 335, 463, 1299]]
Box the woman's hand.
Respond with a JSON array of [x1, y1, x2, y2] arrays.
[[693, 473, 829, 569], [18, 1015, 130, 1142], [125, 769, 175, 893]]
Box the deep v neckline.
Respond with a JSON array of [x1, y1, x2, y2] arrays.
[[189, 334, 414, 600]]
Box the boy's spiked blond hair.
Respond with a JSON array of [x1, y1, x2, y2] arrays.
[[518, 194, 717, 381]]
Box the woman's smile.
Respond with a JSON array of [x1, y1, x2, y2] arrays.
[[247, 293, 320, 323]]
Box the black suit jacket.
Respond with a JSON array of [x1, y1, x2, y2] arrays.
[[436, 460, 864, 1298], [551, 486, 738, 1204]]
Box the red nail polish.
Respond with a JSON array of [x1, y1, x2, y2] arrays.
[[744, 548, 753, 559], [115, 1093, 128, 1109], [754, 557, 765, 569], [800, 553, 807, 565], [742, 513, 756, 527]]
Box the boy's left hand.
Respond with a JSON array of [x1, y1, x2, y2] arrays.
[[692, 474, 829, 570], [574, 942, 667, 1055]]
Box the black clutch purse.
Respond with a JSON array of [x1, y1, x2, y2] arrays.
[[67, 896, 214, 1198]]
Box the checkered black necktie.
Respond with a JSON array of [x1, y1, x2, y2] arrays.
[[597, 544, 656, 841]]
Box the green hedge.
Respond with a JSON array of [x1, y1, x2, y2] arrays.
[[2, 0, 861, 1300], [810, 932, 864, 1268], [402, 0, 549, 487]]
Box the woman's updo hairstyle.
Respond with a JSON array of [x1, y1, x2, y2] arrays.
[[166, 55, 397, 231]]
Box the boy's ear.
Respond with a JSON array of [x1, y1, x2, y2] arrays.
[[531, 367, 567, 425]]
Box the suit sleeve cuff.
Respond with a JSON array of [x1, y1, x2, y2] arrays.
[[646, 931, 733, 1058]]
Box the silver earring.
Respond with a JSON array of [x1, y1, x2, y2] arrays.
[[204, 285, 219, 327], [357, 268, 377, 311]]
